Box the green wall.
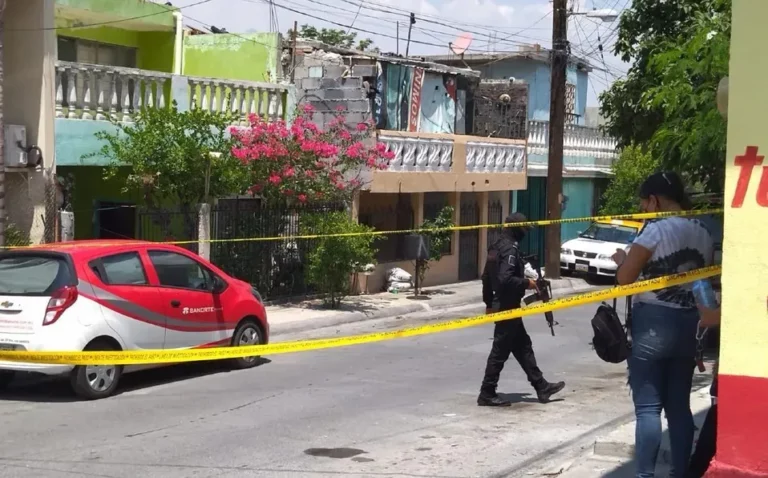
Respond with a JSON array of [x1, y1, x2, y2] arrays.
[[57, 26, 175, 73], [183, 33, 279, 82], [55, 0, 175, 30]]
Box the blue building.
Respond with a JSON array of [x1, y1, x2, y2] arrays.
[[426, 46, 617, 260]]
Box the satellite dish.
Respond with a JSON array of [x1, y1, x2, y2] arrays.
[[449, 33, 473, 55]]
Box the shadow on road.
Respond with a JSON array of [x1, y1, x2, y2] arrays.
[[0, 358, 271, 403]]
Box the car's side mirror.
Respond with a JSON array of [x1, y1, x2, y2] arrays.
[[211, 276, 226, 294]]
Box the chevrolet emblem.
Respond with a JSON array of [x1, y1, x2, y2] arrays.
[[0, 301, 12, 308]]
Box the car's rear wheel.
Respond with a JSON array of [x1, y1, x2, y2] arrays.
[[70, 340, 123, 400], [0, 371, 15, 390], [230, 320, 264, 370]]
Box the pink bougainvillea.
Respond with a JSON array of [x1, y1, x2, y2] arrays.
[[230, 107, 393, 201]]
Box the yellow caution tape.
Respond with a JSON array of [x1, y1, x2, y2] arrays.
[[4, 208, 723, 250], [0, 266, 721, 366]]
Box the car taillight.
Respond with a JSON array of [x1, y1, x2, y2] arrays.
[[43, 286, 78, 326]]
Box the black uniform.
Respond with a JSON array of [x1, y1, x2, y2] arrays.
[[478, 216, 565, 407]]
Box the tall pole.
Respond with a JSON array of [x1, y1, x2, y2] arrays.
[[396, 21, 400, 55], [0, 0, 6, 248], [290, 20, 298, 83], [545, 0, 567, 279], [405, 13, 415, 57]]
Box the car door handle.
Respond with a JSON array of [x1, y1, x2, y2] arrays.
[[170, 300, 181, 308]]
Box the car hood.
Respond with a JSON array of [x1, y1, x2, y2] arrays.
[[563, 237, 630, 255]]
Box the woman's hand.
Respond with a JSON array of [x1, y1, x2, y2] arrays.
[[612, 248, 627, 266], [698, 305, 721, 328]]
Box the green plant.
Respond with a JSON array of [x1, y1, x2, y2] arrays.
[[599, 145, 661, 215], [88, 102, 248, 208], [414, 206, 455, 294], [303, 211, 378, 308]]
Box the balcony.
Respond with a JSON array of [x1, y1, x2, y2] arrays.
[[527, 120, 618, 175], [54, 62, 290, 166], [370, 131, 527, 193], [55, 61, 288, 122]]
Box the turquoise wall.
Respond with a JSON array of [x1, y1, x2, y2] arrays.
[[561, 178, 595, 241]]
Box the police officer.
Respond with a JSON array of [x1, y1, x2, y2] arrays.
[[478, 212, 566, 407]]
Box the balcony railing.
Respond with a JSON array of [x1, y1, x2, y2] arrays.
[[371, 131, 527, 193], [527, 119, 618, 166], [55, 61, 288, 123], [378, 132, 526, 174]]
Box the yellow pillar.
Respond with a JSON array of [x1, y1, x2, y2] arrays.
[[706, 2, 768, 476]]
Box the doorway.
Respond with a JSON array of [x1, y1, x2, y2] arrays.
[[95, 201, 136, 239]]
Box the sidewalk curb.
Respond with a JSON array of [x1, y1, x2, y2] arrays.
[[270, 283, 603, 337]]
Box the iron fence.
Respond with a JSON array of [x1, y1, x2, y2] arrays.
[[137, 206, 200, 255], [210, 199, 345, 300]]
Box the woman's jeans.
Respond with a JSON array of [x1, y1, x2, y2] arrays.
[[629, 302, 699, 478]]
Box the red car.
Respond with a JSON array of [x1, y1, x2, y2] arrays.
[[0, 240, 269, 399]]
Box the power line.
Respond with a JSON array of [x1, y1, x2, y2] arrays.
[[7, 0, 214, 32]]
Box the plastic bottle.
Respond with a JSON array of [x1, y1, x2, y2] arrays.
[[692, 280, 718, 309]]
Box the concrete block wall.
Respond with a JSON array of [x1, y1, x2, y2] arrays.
[[293, 53, 373, 130]]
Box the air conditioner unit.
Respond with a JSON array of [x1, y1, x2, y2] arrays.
[[4, 125, 28, 168]]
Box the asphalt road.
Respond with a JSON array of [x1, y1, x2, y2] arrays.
[[0, 298, 641, 478]]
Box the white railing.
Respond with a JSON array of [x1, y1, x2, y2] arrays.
[[55, 61, 170, 121], [527, 120, 618, 165], [466, 141, 526, 173], [379, 134, 454, 172], [55, 62, 289, 123], [188, 78, 287, 123]]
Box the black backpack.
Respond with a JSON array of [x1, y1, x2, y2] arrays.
[[591, 296, 632, 364]]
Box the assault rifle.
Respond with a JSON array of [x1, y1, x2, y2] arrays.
[[522, 254, 557, 336]]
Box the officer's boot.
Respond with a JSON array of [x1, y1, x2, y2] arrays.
[[536, 381, 566, 403], [477, 387, 511, 407]]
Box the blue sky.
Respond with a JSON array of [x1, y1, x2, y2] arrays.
[[167, 0, 630, 106]]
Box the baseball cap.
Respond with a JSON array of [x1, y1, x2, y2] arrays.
[[639, 172, 692, 209]]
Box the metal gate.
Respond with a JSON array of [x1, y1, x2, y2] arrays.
[[487, 199, 503, 247], [459, 200, 480, 281], [515, 177, 546, 261]]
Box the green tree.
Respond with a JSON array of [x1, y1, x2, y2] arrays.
[[91, 103, 248, 207], [599, 145, 660, 215], [289, 24, 377, 52], [600, 0, 731, 191], [414, 206, 454, 294], [303, 211, 378, 308]]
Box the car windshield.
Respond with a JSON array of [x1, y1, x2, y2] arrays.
[[578, 223, 638, 244], [0, 255, 73, 296]]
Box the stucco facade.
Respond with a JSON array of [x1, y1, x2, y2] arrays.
[[3, 0, 57, 244]]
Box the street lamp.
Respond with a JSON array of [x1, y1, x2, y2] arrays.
[[544, 3, 618, 278], [570, 9, 620, 22]]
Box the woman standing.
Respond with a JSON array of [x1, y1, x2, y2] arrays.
[[611, 172, 715, 478]]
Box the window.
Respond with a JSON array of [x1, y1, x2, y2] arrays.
[[0, 255, 74, 296], [57, 36, 137, 68], [148, 251, 211, 291], [93, 252, 148, 286]]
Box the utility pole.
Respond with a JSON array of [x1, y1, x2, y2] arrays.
[[0, 0, 6, 248], [396, 21, 400, 55], [290, 20, 298, 83], [405, 13, 415, 57], [545, 0, 568, 279]]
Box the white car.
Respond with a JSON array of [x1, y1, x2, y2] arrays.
[[560, 220, 643, 278]]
